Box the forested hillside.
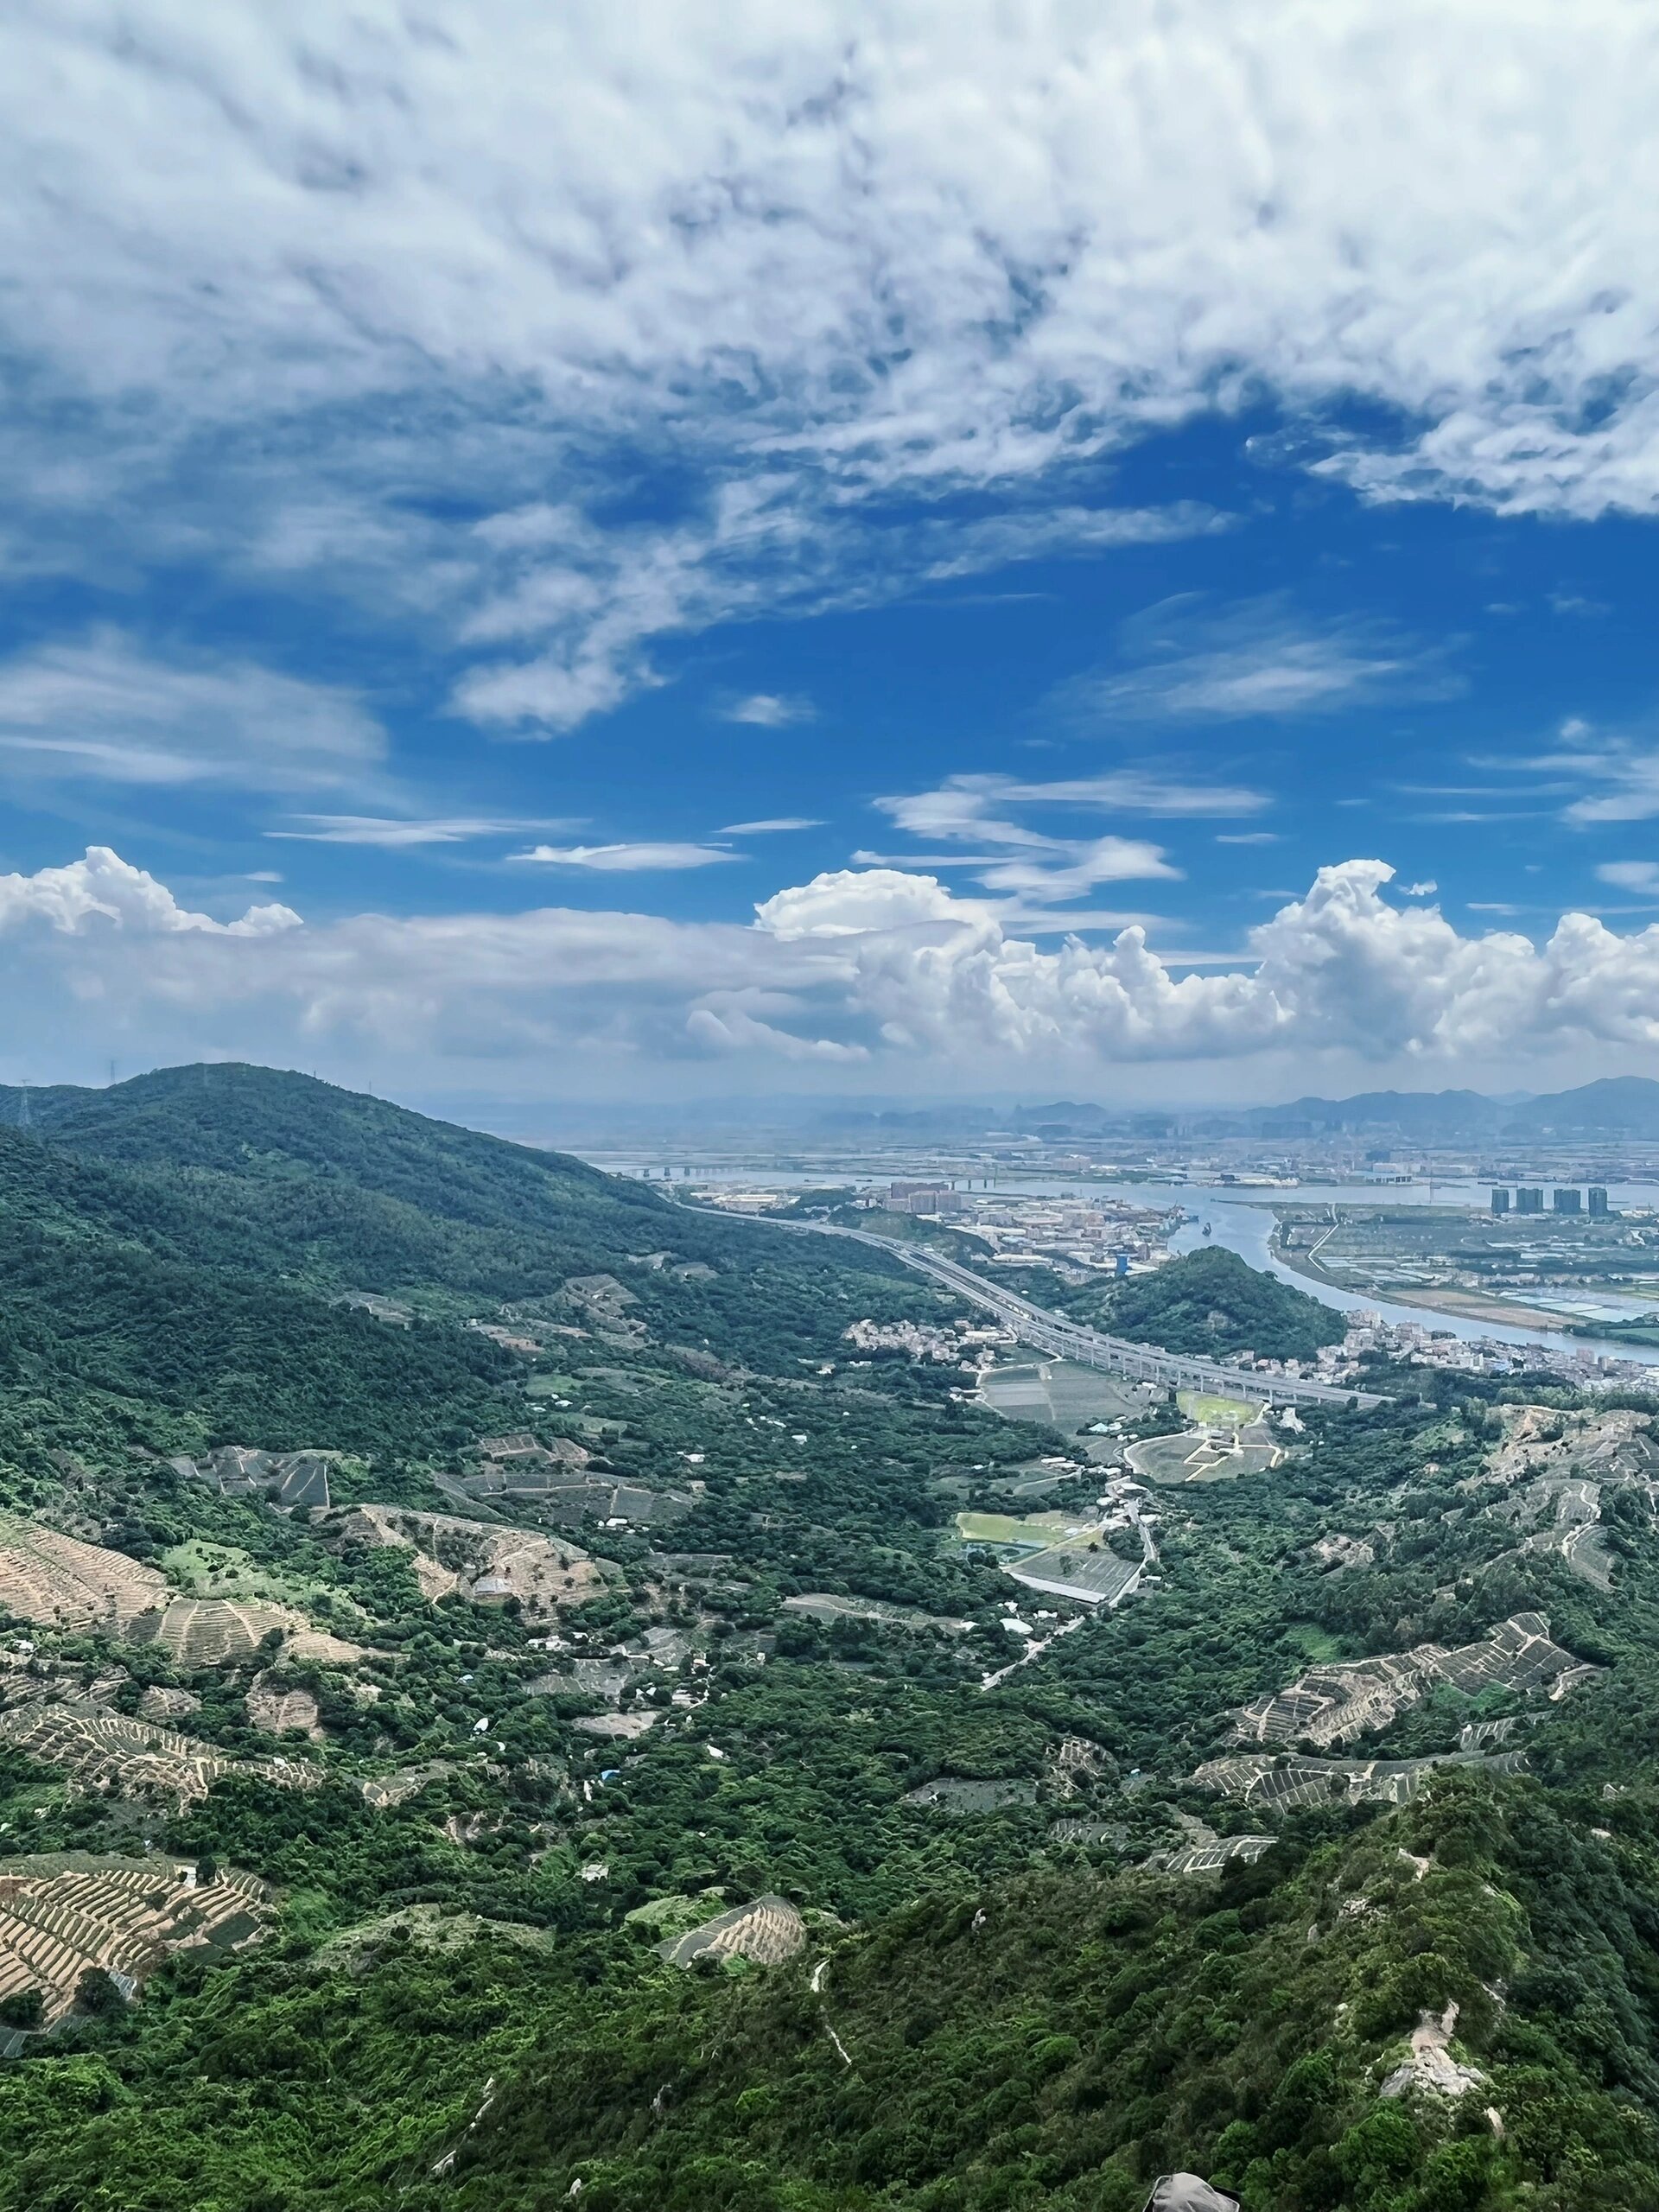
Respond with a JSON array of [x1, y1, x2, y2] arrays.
[[1061, 1243, 1346, 1362], [0, 1069, 1657, 2212]]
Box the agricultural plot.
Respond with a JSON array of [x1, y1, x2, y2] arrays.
[[1127, 1424, 1280, 1487], [954, 1510, 1096, 1552], [1146, 1834, 1274, 1876], [1004, 1543, 1141, 1606], [123, 1580, 368, 1669], [1192, 1747, 1529, 1814], [245, 1673, 323, 1740], [1050, 1819, 1128, 1848], [528, 1478, 698, 1530], [1176, 1392, 1265, 1428], [1229, 1612, 1588, 1749], [978, 1358, 1146, 1455], [656, 1891, 805, 1968], [0, 1700, 321, 1804], [127, 1597, 298, 1666], [0, 1516, 166, 1633], [137, 1686, 200, 1722], [359, 1761, 457, 1810], [0, 1853, 268, 2029], [1481, 1406, 1659, 1591], [169, 1445, 334, 1509], [903, 1777, 1035, 1813], [573, 1711, 660, 1739], [327, 1505, 600, 1619]]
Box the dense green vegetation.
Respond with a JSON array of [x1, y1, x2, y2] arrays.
[[3, 1067, 1659, 2212], [1058, 1244, 1348, 1363]]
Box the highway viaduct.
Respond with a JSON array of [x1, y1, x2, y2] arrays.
[[755, 1216, 1388, 1410]]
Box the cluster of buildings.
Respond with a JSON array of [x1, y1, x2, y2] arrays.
[[1224, 1309, 1658, 1394], [841, 1315, 1011, 1364], [1491, 1185, 1611, 1217], [880, 1182, 1178, 1277]]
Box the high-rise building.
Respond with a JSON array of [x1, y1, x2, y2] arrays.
[[1490, 1187, 1511, 1215], [1588, 1186, 1611, 1217], [1516, 1187, 1544, 1214], [1553, 1187, 1582, 1214]]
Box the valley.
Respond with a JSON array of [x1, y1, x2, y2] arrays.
[[0, 1066, 1656, 2211]]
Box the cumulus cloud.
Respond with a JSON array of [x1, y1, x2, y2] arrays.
[[10, 846, 1659, 1090], [7, 8, 1659, 728], [0, 847, 298, 938], [0, 632, 385, 791]]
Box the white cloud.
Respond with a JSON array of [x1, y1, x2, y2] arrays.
[[870, 772, 1188, 907], [12, 845, 1659, 1089], [721, 695, 814, 728], [0, 632, 385, 791], [1597, 861, 1659, 893], [718, 817, 824, 835], [0, 847, 298, 938], [269, 815, 576, 848], [512, 841, 741, 871], [1063, 599, 1459, 725], [449, 492, 1213, 733], [754, 870, 985, 939], [9, 9, 1659, 728]]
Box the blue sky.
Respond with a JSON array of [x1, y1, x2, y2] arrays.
[[5, 6, 1659, 1106]]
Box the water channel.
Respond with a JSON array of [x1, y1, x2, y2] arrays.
[[582, 1154, 1659, 1371]]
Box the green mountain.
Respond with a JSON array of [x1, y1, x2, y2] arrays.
[[1060, 1244, 1346, 1363], [2, 1066, 1659, 2212]]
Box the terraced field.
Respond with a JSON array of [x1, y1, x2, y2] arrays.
[[0, 1700, 321, 1804], [245, 1674, 323, 1739], [328, 1505, 600, 1619], [656, 1892, 805, 1968], [1230, 1611, 1590, 1749], [0, 1853, 267, 2029], [1192, 1746, 1529, 1813], [169, 1445, 334, 1509], [0, 1516, 166, 1633], [1147, 1834, 1274, 1876]]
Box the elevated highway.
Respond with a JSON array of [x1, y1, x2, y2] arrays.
[[757, 1216, 1387, 1410]]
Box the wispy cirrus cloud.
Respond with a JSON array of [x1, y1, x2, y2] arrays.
[[868, 772, 1200, 907], [270, 815, 577, 848], [512, 841, 741, 872], [1060, 597, 1462, 726], [0, 632, 385, 792]]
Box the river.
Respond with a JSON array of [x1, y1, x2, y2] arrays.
[[580, 1154, 1659, 1370]]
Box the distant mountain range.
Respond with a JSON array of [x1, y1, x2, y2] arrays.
[[1014, 1076, 1659, 1143]]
